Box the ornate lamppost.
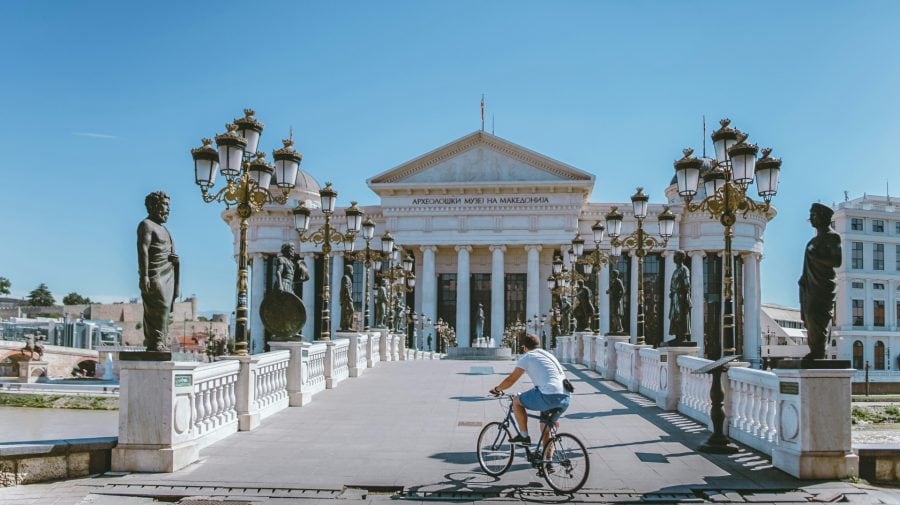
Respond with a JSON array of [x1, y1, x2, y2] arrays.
[[292, 184, 363, 341], [605, 188, 676, 346], [434, 318, 448, 353], [191, 109, 301, 356], [412, 312, 432, 351], [376, 243, 415, 335], [342, 216, 384, 332], [673, 119, 780, 357], [569, 225, 611, 334]]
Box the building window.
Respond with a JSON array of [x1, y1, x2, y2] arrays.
[[896, 301, 900, 327], [873, 219, 885, 233], [874, 243, 885, 270], [896, 245, 900, 271], [350, 260, 364, 312], [896, 222, 900, 234], [852, 299, 864, 326], [875, 341, 886, 370], [874, 283, 885, 290], [852, 242, 863, 269], [875, 300, 885, 327], [852, 281, 864, 289], [851, 218, 864, 231], [853, 341, 864, 370]]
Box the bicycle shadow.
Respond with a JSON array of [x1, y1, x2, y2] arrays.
[[403, 470, 574, 503]]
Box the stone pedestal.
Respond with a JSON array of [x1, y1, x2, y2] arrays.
[[581, 334, 598, 369], [603, 335, 630, 380], [112, 360, 218, 473], [771, 368, 859, 479], [269, 341, 308, 406], [657, 346, 699, 410], [391, 334, 401, 361], [220, 355, 257, 431], [396, 333, 406, 361], [377, 330, 390, 362], [366, 330, 379, 367], [628, 344, 653, 392], [18, 360, 48, 383]]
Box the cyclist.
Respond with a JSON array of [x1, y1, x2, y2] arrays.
[[489, 333, 570, 446]]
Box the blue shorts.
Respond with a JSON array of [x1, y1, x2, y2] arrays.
[[518, 387, 570, 422]]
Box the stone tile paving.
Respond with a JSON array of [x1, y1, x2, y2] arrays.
[[2, 359, 899, 503]]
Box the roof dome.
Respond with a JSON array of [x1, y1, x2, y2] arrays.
[[291, 168, 321, 200]]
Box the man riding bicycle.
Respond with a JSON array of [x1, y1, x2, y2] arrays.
[[490, 334, 570, 446]]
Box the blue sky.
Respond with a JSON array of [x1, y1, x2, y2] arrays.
[[2, 1, 899, 313]]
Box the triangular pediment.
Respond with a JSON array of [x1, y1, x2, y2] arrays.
[[367, 131, 595, 187]]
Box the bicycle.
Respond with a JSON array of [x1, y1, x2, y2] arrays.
[[476, 392, 589, 493]]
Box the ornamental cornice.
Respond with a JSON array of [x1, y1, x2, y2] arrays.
[[454, 245, 473, 253], [489, 245, 507, 253]]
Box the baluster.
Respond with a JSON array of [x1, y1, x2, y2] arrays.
[[766, 393, 777, 442], [732, 381, 745, 432], [201, 384, 212, 431], [194, 387, 205, 434], [754, 384, 767, 439]]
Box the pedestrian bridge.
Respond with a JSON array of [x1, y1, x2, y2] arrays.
[[59, 331, 882, 503]]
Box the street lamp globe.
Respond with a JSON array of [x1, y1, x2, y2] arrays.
[[233, 108, 264, 155], [247, 153, 274, 192], [215, 124, 247, 179], [292, 202, 311, 232], [572, 233, 585, 257], [703, 164, 726, 198], [591, 221, 605, 244], [552, 256, 563, 275], [755, 148, 782, 203], [272, 139, 302, 190], [728, 137, 760, 190], [546, 275, 557, 291], [362, 216, 376, 241], [381, 232, 395, 255], [406, 272, 416, 288], [402, 253, 414, 273], [711, 118, 740, 165], [605, 207, 624, 239], [657, 206, 676, 239], [582, 261, 593, 275], [319, 182, 337, 214], [631, 187, 649, 220], [673, 148, 703, 200], [191, 138, 219, 191], [345, 201, 363, 233]]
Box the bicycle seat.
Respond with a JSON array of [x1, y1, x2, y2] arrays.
[[540, 408, 564, 425]]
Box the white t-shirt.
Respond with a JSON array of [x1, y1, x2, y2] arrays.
[[516, 349, 566, 395]]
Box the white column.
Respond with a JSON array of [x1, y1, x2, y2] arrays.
[[662, 251, 675, 343], [420, 246, 438, 325], [250, 253, 267, 354], [526, 245, 542, 326], [690, 251, 706, 355], [331, 253, 343, 340], [630, 254, 639, 344], [490, 245, 506, 346], [302, 253, 316, 341], [598, 263, 610, 335], [743, 252, 761, 365], [456, 245, 472, 347]]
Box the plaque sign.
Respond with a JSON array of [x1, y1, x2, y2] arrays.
[[779, 381, 799, 395], [174, 374, 193, 387]]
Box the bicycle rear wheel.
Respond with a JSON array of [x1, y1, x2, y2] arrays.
[[542, 432, 589, 493], [476, 422, 514, 476]]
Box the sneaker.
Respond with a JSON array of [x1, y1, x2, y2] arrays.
[[509, 434, 531, 445], [545, 463, 556, 475]]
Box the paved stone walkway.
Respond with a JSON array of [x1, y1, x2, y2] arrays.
[[2, 359, 899, 503]]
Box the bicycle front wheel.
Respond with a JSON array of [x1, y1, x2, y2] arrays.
[[476, 422, 514, 476], [542, 432, 589, 493]]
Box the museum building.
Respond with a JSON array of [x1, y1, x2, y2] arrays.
[[224, 130, 772, 364]]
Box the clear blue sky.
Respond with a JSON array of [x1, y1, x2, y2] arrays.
[[2, 1, 899, 313]]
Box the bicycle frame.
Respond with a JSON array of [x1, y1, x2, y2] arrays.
[[493, 394, 556, 468]]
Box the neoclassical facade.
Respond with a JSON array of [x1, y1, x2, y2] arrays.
[[224, 131, 772, 363]]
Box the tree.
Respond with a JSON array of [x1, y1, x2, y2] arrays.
[[27, 283, 55, 306], [0, 277, 10, 295], [63, 292, 92, 305]]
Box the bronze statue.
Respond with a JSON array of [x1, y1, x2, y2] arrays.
[[374, 278, 388, 328], [475, 303, 485, 340], [573, 279, 595, 332], [668, 250, 691, 344], [339, 264, 354, 331], [799, 203, 842, 361], [261, 243, 308, 341], [137, 191, 179, 352], [607, 269, 626, 334], [274, 243, 308, 294], [392, 294, 404, 332], [21, 334, 45, 361], [559, 294, 572, 335]]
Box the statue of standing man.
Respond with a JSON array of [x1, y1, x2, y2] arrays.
[[339, 265, 354, 331], [475, 303, 485, 340], [573, 279, 595, 332], [138, 191, 179, 352], [374, 278, 388, 328], [667, 250, 692, 345], [607, 269, 626, 335], [799, 203, 842, 362]]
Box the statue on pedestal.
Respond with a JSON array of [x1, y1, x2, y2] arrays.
[[799, 203, 842, 361], [475, 303, 485, 340], [607, 269, 625, 335], [21, 334, 45, 361], [339, 265, 354, 331], [392, 294, 404, 332], [137, 191, 179, 352], [573, 279, 595, 332], [667, 250, 691, 344], [374, 278, 388, 328], [261, 243, 308, 341]]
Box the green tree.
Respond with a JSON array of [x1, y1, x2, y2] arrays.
[[27, 283, 55, 306], [62, 292, 92, 305], [0, 277, 10, 296]]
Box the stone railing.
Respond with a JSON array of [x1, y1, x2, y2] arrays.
[[192, 360, 240, 448], [113, 332, 443, 474], [559, 337, 858, 480], [638, 347, 662, 399], [677, 354, 713, 427], [727, 365, 779, 455]]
